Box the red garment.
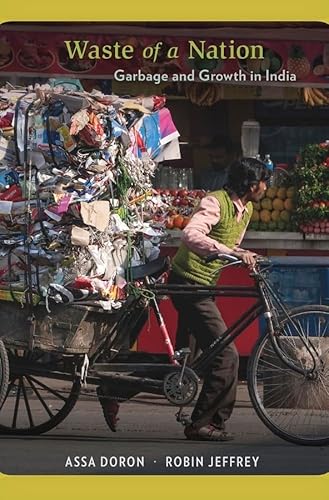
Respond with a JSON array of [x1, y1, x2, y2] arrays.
[[0, 113, 13, 128]]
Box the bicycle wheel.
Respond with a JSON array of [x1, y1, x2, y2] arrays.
[[248, 305, 329, 446], [0, 349, 81, 435], [0, 340, 9, 409]]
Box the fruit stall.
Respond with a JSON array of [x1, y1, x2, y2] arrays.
[[137, 145, 329, 371]]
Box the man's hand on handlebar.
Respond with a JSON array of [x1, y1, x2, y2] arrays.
[[234, 250, 258, 269], [205, 251, 263, 270]]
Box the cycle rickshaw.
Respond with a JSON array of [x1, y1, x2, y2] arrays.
[[0, 253, 328, 446]]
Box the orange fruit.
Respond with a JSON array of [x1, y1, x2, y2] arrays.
[[182, 217, 191, 228], [173, 215, 185, 229], [260, 209, 271, 223], [284, 198, 294, 211], [261, 197, 272, 210], [266, 187, 277, 199], [271, 210, 281, 222], [272, 198, 284, 211], [276, 188, 287, 200], [280, 210, 291, 222]]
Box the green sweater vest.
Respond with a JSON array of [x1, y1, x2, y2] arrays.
[[172, 190, 252, 285]]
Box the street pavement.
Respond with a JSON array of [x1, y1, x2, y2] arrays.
[[0, 383, 328, 475]]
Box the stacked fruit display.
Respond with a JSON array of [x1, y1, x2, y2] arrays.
[[293, 141, 329, 234], [249, 185, 296, 232], [154, 189, 206, 230]]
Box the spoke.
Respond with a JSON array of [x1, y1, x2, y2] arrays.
[[12, 378, 22, 429], [28, 376, 68, 402], [0, 377, 18, 409], [166, 385, 179, 396], [259, 357, 301, 375], [321, 318, 329, 337], [317, 374, 329, 399], [283, 322, 298, 348], [255, 310, 329, 442], [21, 377, 34, 428], [26, 376, 54, 418], [263, 381, 303, 409]]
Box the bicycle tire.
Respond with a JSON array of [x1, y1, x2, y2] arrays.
[[0, 340, 9, 409], [248, 305, 329, 446]]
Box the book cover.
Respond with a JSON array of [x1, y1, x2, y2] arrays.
[[0, 2, 328, 499]]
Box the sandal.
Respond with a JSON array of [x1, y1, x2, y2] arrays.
[[184, 424, 234, 442]]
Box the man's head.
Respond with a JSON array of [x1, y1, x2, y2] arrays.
[[207, 135, 236, 171], [225, 157, 271, 201]]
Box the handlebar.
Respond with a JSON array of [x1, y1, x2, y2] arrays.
[[205, 253, 271, 267], [205, 253, 240, 264]]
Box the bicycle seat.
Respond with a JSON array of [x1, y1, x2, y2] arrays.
[[127, 256, 170, 281]]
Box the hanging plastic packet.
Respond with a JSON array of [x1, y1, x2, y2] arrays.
[[0, 169, 19, 189], [32, 113, 46, 147], [0, 184, 23, 201], [57, 124, 76, 152]]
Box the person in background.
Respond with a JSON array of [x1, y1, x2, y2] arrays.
[[168, 157, 271, 441], [198, 135, 240, 191]]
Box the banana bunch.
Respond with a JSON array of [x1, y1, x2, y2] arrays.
[[302, 87, 329, 106], [184, 83, 223, 106]]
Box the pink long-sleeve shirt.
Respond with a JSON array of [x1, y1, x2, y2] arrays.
[[181, 194, 250, 257]]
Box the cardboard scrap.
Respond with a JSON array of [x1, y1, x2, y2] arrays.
[[71, 226, 90, 246], [80, 200, 110, 232]]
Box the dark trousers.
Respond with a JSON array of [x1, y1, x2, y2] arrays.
[[168, 271, 239, 429]]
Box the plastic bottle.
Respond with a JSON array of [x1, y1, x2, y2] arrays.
[[54, 267, 65, 285], [264, 154, 274, 184], [264, 154, 274, 173], [264, 154, 274, 186]]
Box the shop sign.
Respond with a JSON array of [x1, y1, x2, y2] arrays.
[[1, 30, 329, 84]]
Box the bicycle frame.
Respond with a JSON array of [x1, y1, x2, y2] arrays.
[[90, 258, 320, 381], [152, 282, 262, 376], [150, 262, 319, 378]]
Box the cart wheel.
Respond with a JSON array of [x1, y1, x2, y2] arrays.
[[0, 349, 81, 435], [0, 340, 9, 410]]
